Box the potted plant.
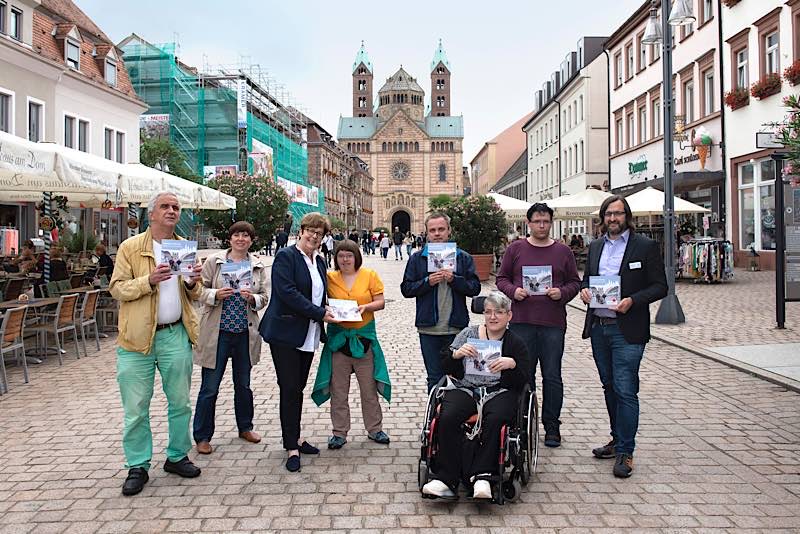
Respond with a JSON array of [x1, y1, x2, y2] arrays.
[[750, 73, 783, 100], [785, 60, 800, 86], [724, 87, 750, 110], [437, 195, 507, 281]]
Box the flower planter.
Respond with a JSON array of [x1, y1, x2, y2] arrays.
[[472, 254, 494, 282], [724, 88, 749, 110], [785, 61, 800, 86], [751, 74, 783, 100]]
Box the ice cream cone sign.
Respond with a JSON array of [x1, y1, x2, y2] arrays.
[[693, 127, 713, 170]]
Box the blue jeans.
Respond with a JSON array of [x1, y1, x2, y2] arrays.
[[418, 333, 456, 392], [509, 323, 565, 433], [589, 322, 645, 455], [193, 331, 253, 443], [394, 244, 403, 259], [406, 244, 412, 257]]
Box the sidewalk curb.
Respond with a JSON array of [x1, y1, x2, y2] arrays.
[[566, 301, 800, 395]]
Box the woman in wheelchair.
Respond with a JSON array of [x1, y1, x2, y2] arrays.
[[421, 290, 531, 500]]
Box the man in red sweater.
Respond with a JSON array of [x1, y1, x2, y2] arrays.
[[496, 202, 581, 448]]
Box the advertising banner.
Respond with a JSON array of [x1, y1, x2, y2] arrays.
[[237, 79, 248, 129], [276, 176, 319, 207], [139, 114, 170, 140], [250, 139, 274, 181]]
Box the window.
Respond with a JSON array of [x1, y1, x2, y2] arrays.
[[64, 115, 75, 148], [702, 0, 713, 24], [626, 112, 634, 148], [567, 147, 572, 175], [638, 106, 647, 144], [625, 43, 634, 79], [579, 141, 584, 172], [28, 100, 42, 142], [438, 163, 447, 182], [615, 117, 623, 152], [66, 39, 80, 70], [652, 97, 661, 138], [637, 32, 646, 72], [0, 1, 6, 35], [0, 90, 12, 134], [765, 32, 779, 74], [104, 128, 113, 160], [652, 43, 661, 62], [105, 58, 117, 86], [10, 7, 20, 41], [684, 81, 694, 123], [579, 96, 584, 121], [736, 48, 748, 88], [682, 20, 694, 39], [738, 159, 778, 251], [614, 53, 623, 87], [703, 70, 714, 116]]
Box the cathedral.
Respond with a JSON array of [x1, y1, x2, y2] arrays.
[[337, 40, 464, 234]]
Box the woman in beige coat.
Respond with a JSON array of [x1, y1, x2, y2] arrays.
[[193, 221, 269, 454]]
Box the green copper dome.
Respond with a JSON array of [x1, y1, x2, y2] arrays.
[[352, 41, 373, 74], [430, 38, 451, 72]]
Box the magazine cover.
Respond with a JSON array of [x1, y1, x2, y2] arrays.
[[328, 298, 363, 322], [427, 242, 457, 273], [161, 240, 197, 276], [464, 338, 503, 377], [522, 265, 552, 295], [220, 261, 252, 291], [589, 275, 621, 309]]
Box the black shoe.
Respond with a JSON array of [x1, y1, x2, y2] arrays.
[[613, 453, 634, 478], [592, 439, 617, 459], [163, 457, 201, 478], [544, 433, 561, 448], [122, 467, 148, 496], [286, 455, 301, 472], [298, 441, 320, 455]]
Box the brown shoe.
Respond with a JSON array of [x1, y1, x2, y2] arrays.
[[239, 431, 261, 444], [196, 441, 212, 454], [592, 439, 616, 459]]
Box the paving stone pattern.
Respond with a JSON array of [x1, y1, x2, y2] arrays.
[[0, 252, 798, 533]]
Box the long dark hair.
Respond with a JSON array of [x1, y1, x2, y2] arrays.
[[598, 195, 635, 234]]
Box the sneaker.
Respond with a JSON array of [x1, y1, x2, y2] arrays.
[[422, 479, 456, 499], [286, 454, 301, 472], [592, 439, 616, 459], [163, 457, 201, 478], [298, 441, 320, 455], [613, 453, 634, 478], [121, 467, 148, 496], [368, 431, 390, 444], [327, 435, 347, 449], [544, 433, 561, 448], [472, 479, 492, 499]]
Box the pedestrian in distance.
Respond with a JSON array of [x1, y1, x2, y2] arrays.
[[379, 233, 390, 259], [321, 231, 335, 268], [393, 226, 405, 260], [401, 211, 481, 392], [404, 232, 414, 258], [496, 202, 581, 448], [579, 195, 667, 478], [193, 221, 269, 456], [110, 191, 204, 497], [259, 212, 340, 472], [311, 239, 392, 449]]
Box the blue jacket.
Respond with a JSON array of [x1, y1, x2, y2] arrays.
[[259, 245, 328, 347], [400, 245, 481, 329]]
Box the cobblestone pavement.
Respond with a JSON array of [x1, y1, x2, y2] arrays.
[[0, 251, 799, 533]]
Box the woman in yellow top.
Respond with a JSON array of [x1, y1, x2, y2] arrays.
[[311, 239, 392, 449]]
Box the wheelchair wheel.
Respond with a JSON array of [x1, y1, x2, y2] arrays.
[[502, 479, 522, 502], [418, 459, 429, 491], [520, 389, 539, 485]]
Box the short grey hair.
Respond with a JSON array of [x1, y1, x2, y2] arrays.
[[424, 211, 451, 230], [484, 290, 512, 313], [147, 191, 180, 214]]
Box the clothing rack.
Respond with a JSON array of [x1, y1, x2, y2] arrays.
[[677, 238, 733, 283], [0, 227, 19, 256]]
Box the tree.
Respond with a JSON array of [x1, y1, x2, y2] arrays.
[[140, 138, 202, 183], [428, 194, 454, 212], [440, 195, 506, 254], [201, 174, 290, 248]]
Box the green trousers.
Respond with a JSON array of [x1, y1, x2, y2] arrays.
[[117, 322, 193, 470]]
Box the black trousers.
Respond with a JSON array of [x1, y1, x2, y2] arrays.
[[270, 342, 314, 450], [435, 389, 516, 489]]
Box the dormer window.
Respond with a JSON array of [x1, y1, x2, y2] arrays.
[[66, 38, 80, 69], [105, 57, 117, 86]]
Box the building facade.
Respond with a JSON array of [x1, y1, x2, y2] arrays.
[[470, 112, 533, 196], [307, 120, 374, 231], [722, 0, 799, 269], [493, 151, 527, 201], [0, 0, 146, 248], [337, 41, 464, 233], [607, 0, 725, 238]]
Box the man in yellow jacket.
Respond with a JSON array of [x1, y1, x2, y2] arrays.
[[110, 191, 203, 496]]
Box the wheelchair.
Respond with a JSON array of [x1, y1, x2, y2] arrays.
[[418, 379, 539, 504]]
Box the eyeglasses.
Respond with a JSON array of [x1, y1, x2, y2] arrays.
[[604, 211, 626, 218], [529, 219, 552, 226], [484, 309, 508, 318], [305, 228, 324, 238]]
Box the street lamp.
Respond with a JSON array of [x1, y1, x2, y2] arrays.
[[640, 0, 695, 325]]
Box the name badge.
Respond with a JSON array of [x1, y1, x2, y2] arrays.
[[629, 261, 642, 270]]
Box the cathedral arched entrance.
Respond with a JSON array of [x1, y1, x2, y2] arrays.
[[391, 210, 411, 234]]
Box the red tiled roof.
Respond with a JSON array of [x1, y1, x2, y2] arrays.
[[31, 7, 140, 101]]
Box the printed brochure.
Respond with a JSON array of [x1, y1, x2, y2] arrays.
[[220, 261, 252, 291], [522, 265, 552, 295], [427, 242, 457, 272], [161, 240, 197, 276], [589, 275, 621, 309], [328, 298, 363, 322], [464, 338, 503, 377]]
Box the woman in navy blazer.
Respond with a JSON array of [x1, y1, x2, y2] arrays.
[[260, 213, 337, 472]]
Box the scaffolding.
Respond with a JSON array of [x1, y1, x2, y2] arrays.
[[120, 36, 322, 230]]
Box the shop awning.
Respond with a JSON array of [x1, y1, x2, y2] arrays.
[[590, 186, 710, 217], [545, 188, 612, 219], [487, 192, 530, 219]]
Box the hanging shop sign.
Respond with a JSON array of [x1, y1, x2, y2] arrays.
[[127, 217, 139, 229], [39, 215, 55, 231]]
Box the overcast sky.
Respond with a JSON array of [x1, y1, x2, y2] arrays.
[[77, 0, 645, 163]]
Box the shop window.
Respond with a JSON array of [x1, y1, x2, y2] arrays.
[[738, 159, 777, 251]]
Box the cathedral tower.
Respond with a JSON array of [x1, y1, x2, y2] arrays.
[[352, 41, 373, 118], [430, 39, 451, 117]]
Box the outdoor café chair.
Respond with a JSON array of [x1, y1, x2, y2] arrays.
[[0, 306, 29, 394], [26, 293, 80, 365], [77, 290, 101, 357], [3, 278, 25, 301], [69, 273, 84, 289]]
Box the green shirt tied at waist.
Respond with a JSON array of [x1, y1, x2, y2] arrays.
[[311, 320, 391, 406]]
